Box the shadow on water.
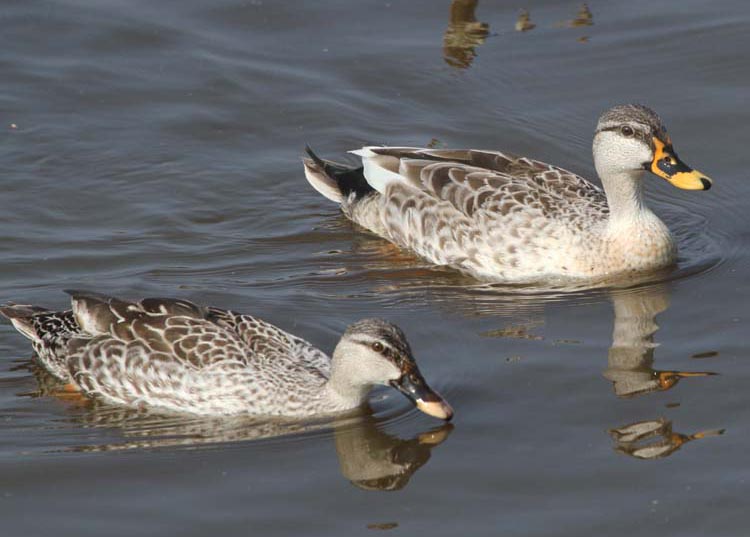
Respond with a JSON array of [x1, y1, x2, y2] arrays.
[[14, 361, 452, 491]]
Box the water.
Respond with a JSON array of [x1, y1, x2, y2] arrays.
[[1, 0, 749, 535]]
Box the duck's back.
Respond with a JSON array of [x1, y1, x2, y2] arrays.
[[349, 148, 610, 280], [3, 293, 332, 415]]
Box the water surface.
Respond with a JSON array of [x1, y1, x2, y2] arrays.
[[1, 1, 749, 535]]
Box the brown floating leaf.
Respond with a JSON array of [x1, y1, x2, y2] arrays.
[[691, 350, 719, 359], [367, 522, 399, 531]]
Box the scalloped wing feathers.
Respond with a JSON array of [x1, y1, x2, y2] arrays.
[[336, 147, 609, 279], [2, 294, 332, 415]]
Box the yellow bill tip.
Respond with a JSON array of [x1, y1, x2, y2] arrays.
[[416, 398, 454, 421], [665, 170, 713, 191]]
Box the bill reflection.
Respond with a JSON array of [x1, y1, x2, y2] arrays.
[[604, 288, 716, 398]]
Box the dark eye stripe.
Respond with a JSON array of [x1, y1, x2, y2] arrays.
[[353, 336, 412, 364], [597, 125, 652, 146]]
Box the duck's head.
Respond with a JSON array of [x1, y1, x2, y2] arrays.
[[592, 104, 712, 191], [334, 319, 453, 421]]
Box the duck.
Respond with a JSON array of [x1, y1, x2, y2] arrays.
[[302, 104, 712, 282], [0, 291, 453, 420]]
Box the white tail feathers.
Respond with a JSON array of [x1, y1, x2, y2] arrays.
[[303, 160, 344, 203], [349, 147, 404, 194], [9, 317, 39, 342], [303, 146, 425, 202]]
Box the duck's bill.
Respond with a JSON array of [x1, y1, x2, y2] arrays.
[[390, 373, 454, 421], [650, 137, 712, 190]]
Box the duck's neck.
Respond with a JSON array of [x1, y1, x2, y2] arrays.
[[598, 168, 675, 267], [600, 168, 651, 225], [323, 346, 372, 411]]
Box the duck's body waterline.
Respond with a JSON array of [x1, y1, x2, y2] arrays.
[[303, 104, 711, 282], [0, 292, 452, 420]]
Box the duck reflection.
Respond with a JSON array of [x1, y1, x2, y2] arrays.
[[610, 418, 724, 460], [335, 418, 453, 491], [414, 282, 723, 460], [515, 9, 536, 32], [603, 287, 716, 398], [603, 287, 723, 459], [561, 3, 593, 28], [21, 362, 451, 490], [443, 0, 490, 69]]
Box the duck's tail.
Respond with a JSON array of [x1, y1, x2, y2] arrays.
[[1, 302, 84, 382], [0, 304, 50, 343], [302, 146, 374, 203]]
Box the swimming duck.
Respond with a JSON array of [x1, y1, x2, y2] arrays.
[[0, 291, 452, 420], [303, 104, 712, 282]]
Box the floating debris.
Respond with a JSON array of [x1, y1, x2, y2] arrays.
[[367, 523, 399, 531], [480, 323, 543, 340], [426, 137, 445, 149], [691, 350, 719, 359], [553, 338, 581, 345]]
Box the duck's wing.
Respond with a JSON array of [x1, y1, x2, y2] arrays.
[[206, 307, 331, 377], [58, 293, 254, 409], [63, 293, 329, 400], [1, 292, 216, 383], [350, 147, 609, 273], [65, 313, 256, 408], [360, 147, 608, 221], [64, 292, 330, 372], [63, 292, 248, 363]]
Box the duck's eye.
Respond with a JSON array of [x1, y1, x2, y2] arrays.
[[620, 125, 635, 137], [371, 341, 384, 353]]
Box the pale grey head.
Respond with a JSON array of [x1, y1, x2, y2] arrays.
[[596, 104, 667, 143], [343, 318, 414, 362], [592, 104, 712, 191], [331, 318, 453, 420]]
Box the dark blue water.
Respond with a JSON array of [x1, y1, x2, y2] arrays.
[[1, 1, 749, 535]]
